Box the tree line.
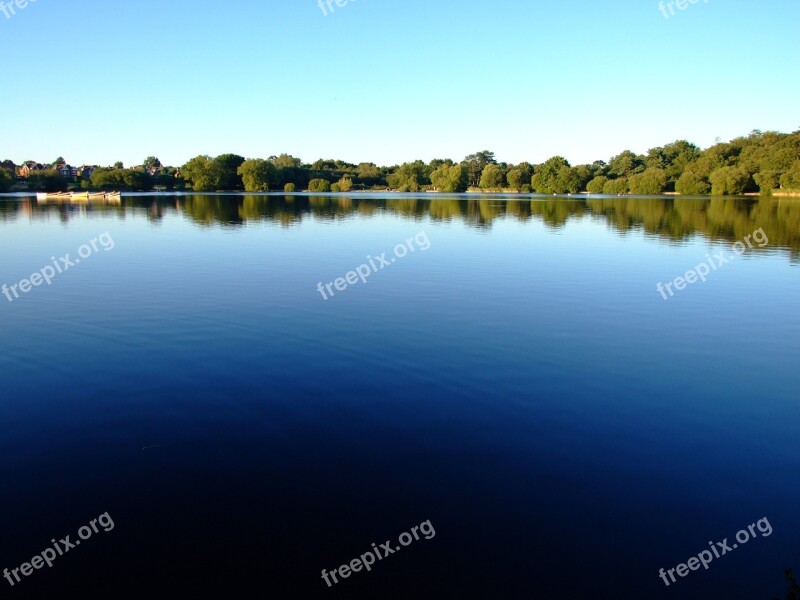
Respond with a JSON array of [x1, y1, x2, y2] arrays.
[[2, 129, 799, 195]]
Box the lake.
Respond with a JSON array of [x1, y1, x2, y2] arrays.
[[1, 193, 798, 599]]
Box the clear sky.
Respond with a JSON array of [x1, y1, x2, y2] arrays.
[[1, 0, 798, 168]]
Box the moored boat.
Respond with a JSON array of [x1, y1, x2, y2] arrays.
[[36, 192, 71, 200], [35, 191, 122, 202]]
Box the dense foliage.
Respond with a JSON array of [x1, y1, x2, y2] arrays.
[[27, 170, 69, 192], [8, 129, 799, 196], [0, 168, 15, 192]]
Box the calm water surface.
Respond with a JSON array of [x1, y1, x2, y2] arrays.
[[1, 194, 799, 599]]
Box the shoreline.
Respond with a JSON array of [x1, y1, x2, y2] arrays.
[[2, 190, 798, 200]]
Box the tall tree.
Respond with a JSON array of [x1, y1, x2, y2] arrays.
[[181, 155, 219, 191], [430, 164, 468, 193], [214, 154, 246, 190], [532, 156, 571, 194], [629, 167, 668, 195], [238, 159, 277, 192], [463, 151, 496, 187], [586, 176, 609, 194], [144, 156, 162, 170], [0, 168, 15, 192], [387, 161, 426, 191], [480, 163, 505, 189], [608, 150, 645, 178], [709, 166, 750, 195], [271, 154, 303, 169]]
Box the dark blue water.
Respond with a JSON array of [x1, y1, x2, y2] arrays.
[[1, 195, 799, 599]]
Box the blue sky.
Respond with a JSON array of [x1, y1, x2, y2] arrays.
[[1, 0, 798, 168]]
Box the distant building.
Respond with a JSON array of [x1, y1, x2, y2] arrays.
[[78, 165, 97, 180], [19, 162, 45, 178], [52, 163, 78, 180]]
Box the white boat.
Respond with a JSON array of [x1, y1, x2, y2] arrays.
[[36, 191, 121, 202]]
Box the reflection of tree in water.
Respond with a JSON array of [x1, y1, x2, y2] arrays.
[[531, 199, 586, 227], [148, 200, 163, 222], [182, 196, 243, 227], [428, 199, 466, 222], [386, 198, 420, 218], [0, 198, 26, 222], [239, 196, 305, 227], [5, 195, 800, 256]]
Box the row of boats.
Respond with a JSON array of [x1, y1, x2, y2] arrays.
[[36, 191, 122, 202]]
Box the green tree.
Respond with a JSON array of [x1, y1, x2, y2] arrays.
[[238, 159, 277, 192], [308, 178, 331, 192], [480, 163, 505, 189], [311, 159, 337, 171], [213, 154, 246, 190], [154, 172, 176, 190], [144, 156, 162, 170], [28, 170, 68, 192], [603, 177, 629, 195], [463, 151, 496, 187], [629, 167, 668, 195], [90, 168, 151, 190], [181, 156, 218, 191], [275, 163, 307, 190], [780, 165, 800, 191], [587, 176, 609, 194], [336, 176, 353, 192], [675, 169, 711, 195], [356, 162, 382, 186], [646, 140, 702, 187], [271, 154, 302, 169], [506, 162, 533, 191], [556, 166, 581, 194], [608, 150, 645, 178], [753, 170, 780, 195], [532, 157, 571, 194], [506, 168, 524, 191], [430, 164, 468, 193], [122, 170, 153, 191], [387, 161, 426, 191], [710, 166, 750, 195], [284, 183, 296, 192], [573, 164, 595, 191], [91, 168, 122, 189], [0, 168, 15, 192]]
